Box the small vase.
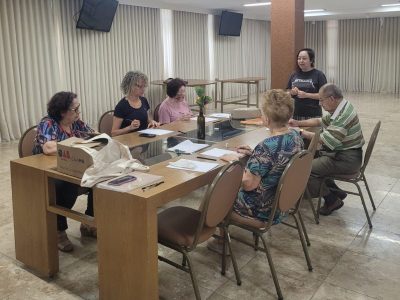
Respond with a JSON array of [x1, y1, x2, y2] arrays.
[[197, 106, 206, 139]]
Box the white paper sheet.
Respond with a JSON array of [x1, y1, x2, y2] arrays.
[[167, 159, 219, 173], [138, 128, 174, 135], [168, 140, 209, 154], [190, 117, 218, 123], [200, 148, 238, 158], [209, 113, 231, 119]]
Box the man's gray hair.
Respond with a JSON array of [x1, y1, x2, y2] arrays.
[[120, 71, 148, 95], [320, 83, 343, 100]]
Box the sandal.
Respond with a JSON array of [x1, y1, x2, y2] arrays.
[[80, 223, 97, 238], [58, 231, 74, 252]]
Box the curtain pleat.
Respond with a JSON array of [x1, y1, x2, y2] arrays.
[[305, 21, 326, 72], [338, 17, 400, 93], [214, 18, 270, 101], [0, 0, 59, 141], [58, 1, 163, 124], [172, 11, 209, 104]]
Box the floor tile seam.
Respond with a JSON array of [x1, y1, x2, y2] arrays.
[[308, 278, 329, 300], [205, 291, 230, 300], [346, 248, 400, 268], [240, 254, 329, 284], [317, 281, 379, 300]]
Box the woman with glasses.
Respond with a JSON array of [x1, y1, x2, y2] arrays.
[[33, 91, 96, 252], [287, 48, 327, 120], [158, 78, 192, 124], [111, 70, 159, 137]]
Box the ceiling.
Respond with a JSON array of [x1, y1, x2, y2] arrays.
[[120, 0, 400, 21]]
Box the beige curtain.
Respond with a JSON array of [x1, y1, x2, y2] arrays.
[[337, 17, 400, 93], [0, 0, 163, 141], [213, 18, 270, 101], [172, 11, 209, 104], [0, 0, 60, 141], [305, 21, 326, 73], [58, 1, 163, 124]]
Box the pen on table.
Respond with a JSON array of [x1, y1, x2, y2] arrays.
[[196, 156, 217, 161], [142, 181, 164, 191]]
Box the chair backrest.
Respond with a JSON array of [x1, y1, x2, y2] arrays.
[[307, 130, 320, 157], [153, 103, 161, 123], [360, 121, 381, 174], [271, 150, 313, 223], [18, 126, 38, 158], [98, 110, 114, 135], [192, 161, 243, 246]]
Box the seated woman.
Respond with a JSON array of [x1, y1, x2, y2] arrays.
[[111, 71, 159, 137], [33, 91, 96, 252], [158, 78, 192, 124], [208, 89, 304, 253]]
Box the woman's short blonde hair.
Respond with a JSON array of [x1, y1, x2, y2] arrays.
[[120, 71, 148, 95], [262, 89, 294, 127]]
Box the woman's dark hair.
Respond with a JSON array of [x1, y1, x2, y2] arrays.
[[296, 48, 315, 71], [166, 78, 187, 98], [47, 91, 77, 122]]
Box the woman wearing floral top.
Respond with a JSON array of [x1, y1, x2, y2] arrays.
[[233, 90, 304, 223], [208, 90, 304, 254], [33, 91, 96, 252]]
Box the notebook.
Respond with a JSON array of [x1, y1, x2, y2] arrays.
[[97, 171, 164, 192]]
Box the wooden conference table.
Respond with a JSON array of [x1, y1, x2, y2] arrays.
[[10, 119, 270, 299]]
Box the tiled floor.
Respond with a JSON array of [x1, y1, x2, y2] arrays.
[[1, 92, 400, 299]]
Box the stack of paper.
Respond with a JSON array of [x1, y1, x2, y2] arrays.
[[167, 159, 219, 173], [200, 148, 239, 158], [168, 140, 209, 154], [138, 128, 174, 135], [190, 116, 218, 123]]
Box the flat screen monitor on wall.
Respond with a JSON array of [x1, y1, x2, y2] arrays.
[[218, 11, 243, 36], [76, 0, 119, 32]]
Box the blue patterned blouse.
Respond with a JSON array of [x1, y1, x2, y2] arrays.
[[234, 130, 304, 223], [32, 116, 93, 155]]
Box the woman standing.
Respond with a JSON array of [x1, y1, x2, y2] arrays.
[[158, 78, 192, 124], [111, 71, 159, 137], [287, 48, 327, 120], [33, 92, 96, 252]]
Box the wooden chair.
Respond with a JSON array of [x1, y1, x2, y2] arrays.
[[98, 110, 114, 135], [18, 126, 37, 158], [227, 150, 314, 300], [157, 161, 243, 300], [316, 121, 381, 228], [153, 103, 161, 123], [304, 131, 321, 224]]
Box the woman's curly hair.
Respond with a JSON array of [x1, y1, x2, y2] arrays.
[[47, 91, 77, 122], [120, 71, 148, 95]]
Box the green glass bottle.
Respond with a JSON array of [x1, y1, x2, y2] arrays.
[[197, 106, 206, 139]]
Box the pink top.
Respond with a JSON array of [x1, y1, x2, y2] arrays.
[[158, 97, 192, 124]]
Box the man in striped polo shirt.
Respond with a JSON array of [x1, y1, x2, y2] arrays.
[[289, 83, 365, 215]]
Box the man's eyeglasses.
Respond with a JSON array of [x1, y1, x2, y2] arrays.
[[135, 84, 147, 89], [69, 105, 80, 113]]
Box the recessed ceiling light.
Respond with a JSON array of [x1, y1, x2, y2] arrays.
[[304, 9, 325, 13], [243, 2, 271, 7], [381, 3, 400, 7]]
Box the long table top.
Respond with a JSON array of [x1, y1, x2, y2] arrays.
[[11, 119, 270, 207]]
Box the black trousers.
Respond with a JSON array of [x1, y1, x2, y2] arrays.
[[55, 180, 94, 231]]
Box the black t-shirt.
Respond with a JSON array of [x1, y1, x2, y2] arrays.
[[114, 97, 150, 131], [287, 69, 327, 119]]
